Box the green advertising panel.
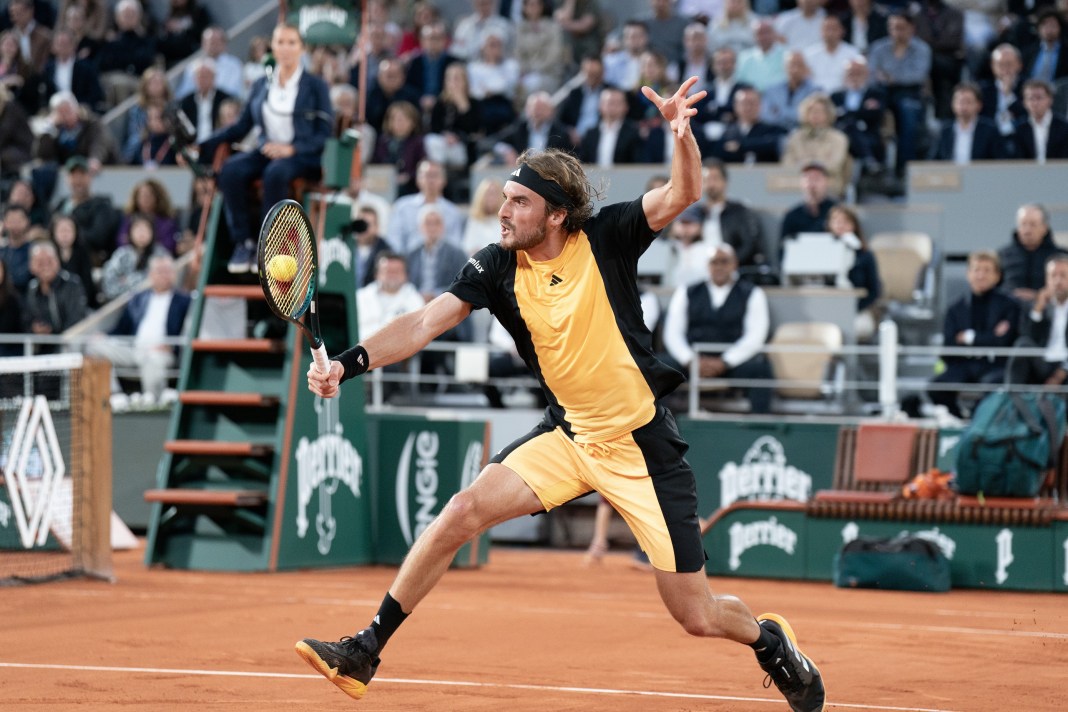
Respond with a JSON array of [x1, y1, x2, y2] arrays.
[[288, 1, 358, 46], [678, 419, 838, 516], [705, 508, 808, 579], [369, 414, 491, 568], [275, 200, 374, 569]]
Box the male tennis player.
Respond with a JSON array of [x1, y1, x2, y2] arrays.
[[300, 76, 825, 712]]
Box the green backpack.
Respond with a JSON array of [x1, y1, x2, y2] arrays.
[[954, 391, 1066, 497]]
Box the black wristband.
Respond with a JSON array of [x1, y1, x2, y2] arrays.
[[336, 344, 370, 383]]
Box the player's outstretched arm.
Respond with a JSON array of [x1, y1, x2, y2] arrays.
[[640, 76, 706, 233], [307, 293, 472, 398]]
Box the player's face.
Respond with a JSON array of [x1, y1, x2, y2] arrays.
[[498, 182, 548, 252]]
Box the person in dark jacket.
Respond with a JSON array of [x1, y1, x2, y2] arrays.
[[780, 162, 837, 242], [699, 158, 766, 270], [1011, 79, 1068, 161], [714, 87, 785, 163], [0, 253, 26, 356], [997, 203, 1065, 302], [23, 240, 87, 344], [50, 156, 121, 267], [928, 83, 1006, 162], [827, 205, 882, 341], [930, 250, 1020, 417]]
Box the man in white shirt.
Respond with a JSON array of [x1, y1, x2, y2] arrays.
[[357, 252, 425, 339], [662, 243, 774, 413], [603, 19, 649, 91], [803, 15, 861, 94], [577, 86, 643, 165], [1009, 254, 1068, 388], [387, 160, 465, 255], [773, 0, 827, 52], [175, 26, 245, 99], [451, 0, 513, 62]]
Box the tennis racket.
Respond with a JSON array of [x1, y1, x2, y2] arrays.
[[257, 199, 331, 374]]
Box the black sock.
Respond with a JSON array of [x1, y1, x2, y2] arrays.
[[367, 593, 408, 654], [749, 622, 780, 662]]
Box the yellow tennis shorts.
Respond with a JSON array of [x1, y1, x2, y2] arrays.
[[493, 407, 705, 573]]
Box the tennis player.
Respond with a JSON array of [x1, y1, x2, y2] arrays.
[[299, 76, 825, 712]]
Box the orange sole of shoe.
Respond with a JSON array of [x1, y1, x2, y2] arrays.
[[294, 640, 369, 700]]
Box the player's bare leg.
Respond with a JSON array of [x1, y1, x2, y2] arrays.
[[654, 569, 826, 711], [296, 464, 543, 700]]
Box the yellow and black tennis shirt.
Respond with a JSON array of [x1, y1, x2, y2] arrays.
[[448, 198, 684, 444]]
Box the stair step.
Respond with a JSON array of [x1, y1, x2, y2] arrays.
[[202, 284, 266, 299], [191, 338, 284, 353], [179, 391, 280, 407], [144, 488, 269, 507], [164, 440, 274, 457]]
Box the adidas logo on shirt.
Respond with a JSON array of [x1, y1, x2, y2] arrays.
[[549, 274, 563, 286]]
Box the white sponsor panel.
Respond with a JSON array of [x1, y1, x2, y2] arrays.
[[719, 436, 813, 508], [727, 516, 798, 571], [318, 236, 352, 286], [396, 431, 441, 547], [995, 529, 1014, 585], [297, 5, 349, 35], [3, 396, 66, 548], [294, 405, 363, 556]]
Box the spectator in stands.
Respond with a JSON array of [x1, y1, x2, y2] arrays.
[[0, 83, 31, 179], [179, 58, 233, 145], [1024, 10, 1068, 84], [603, 19, 649, 91], [50, 156, 120, 267], [49, 213, 96, 308], [451, 0, 512, 62], [629, 50, 676, 124], [557, 54, 612, 146], [676, 22, 713, 95], [199, 22, 333, 275], [90, 254, 190, 398], [709, 0, 758, 55], [407, 202, 469, 302], [57, 0, 106, 45], [761, 51, 818, 130], [1008, 253, 1068, 388], [783, 93, 851, 197], [157, 0, 211, 67], [927, 249, 1019, 416], [913, 0, 964, 120], [841, 0, 887, 54], [774, 0, 826, 51], [129, 104, 178, 168], [387, 159, 464, 255], [175, 26, 243, 99], [640, 0, 688, 66], [715, 86, 785, 163], [0, 29, 31, 104], [736, 20, 787, 91], [490, 90, 573, 166], [0, 203, 32, 291], [425, 62, 481, 178], [0, 255, 26, 355], [515, 0, 568, 98], [34, 92, 118, 198], [662, 242, 774, 413], [117, 179, 180, 255], [308, 45, 350, 89], [24, 240, 87, 337], [695, 47, 747, 125], [825, 205, 881, 340], [804, 15, 861, 94], [34, 28, 104, 116], [699, 158, 766, 272], [831, 57, 886, 171], [929, 82, 1006, 163], [396, 0, 441, 60], [365, 57, 420, 135], [58, 2, 102, 64], [780, 161, 837, 242], [981, 44, 1025, 137], [1012, 79, 1068, 161], [357, 251, 424, 339], [352, 205, 393, 289], [553, 0, 605, 69], [96, 0, 156, 106], [404, 21, 460, 115], [462, 177, 504, 255], [8, 179, 46, 227], [121, 68, 173, 164], [578, 85, 644, 165], [243, 34, 269, 94], [465, 30, 518, 135], [100, 213, 169, 302], [868, 12, 931, 175], [372, 100, 426, 198], [999, 203, 1064, 302], [7, 0, 49, 73], [666, 203, 709, 288]]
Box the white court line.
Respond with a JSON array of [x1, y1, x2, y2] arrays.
[[0, 661, 961, 712], [859, 622, 1068, 640]]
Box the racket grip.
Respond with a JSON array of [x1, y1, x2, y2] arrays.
[[311, 343, 330, 374]]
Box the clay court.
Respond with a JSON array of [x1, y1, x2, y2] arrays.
[[1, 544, 1065, 711]]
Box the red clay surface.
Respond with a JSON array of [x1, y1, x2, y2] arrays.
[[1, 543, 1066, 711]]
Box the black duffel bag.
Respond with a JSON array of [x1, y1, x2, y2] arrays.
[[833, 535, 950, 592]]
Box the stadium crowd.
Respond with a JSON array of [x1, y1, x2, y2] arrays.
[[0, 0, 1066, 413]]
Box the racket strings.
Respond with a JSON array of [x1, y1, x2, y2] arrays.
[[262, 204, 315, 318]]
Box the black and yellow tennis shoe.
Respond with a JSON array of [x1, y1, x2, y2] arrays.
[[296, 628, 380, 700], [755, 613, 825, 712]]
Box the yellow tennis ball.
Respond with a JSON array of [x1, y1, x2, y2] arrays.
[[268, 254, 297, 282]]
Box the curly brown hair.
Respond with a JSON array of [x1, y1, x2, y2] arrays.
[[125, 178, 176, 219], [515, 148, 601, 233]]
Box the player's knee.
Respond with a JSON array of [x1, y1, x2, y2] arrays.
[[439, 491, 483, 540]]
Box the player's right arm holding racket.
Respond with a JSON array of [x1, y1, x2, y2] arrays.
[[306, 293, 472, 399]]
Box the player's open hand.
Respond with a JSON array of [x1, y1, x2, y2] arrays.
[[307, 360, 344, 399], [641, 76, 707, 139]]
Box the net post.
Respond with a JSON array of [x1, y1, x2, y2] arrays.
[[73, 357, 113, 581]]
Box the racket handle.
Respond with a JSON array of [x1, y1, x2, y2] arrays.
[[311, 343, 330, 375]]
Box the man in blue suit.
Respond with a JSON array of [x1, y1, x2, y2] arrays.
[[929, 82, 1006, 162], [198, 23, 333, 274]]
